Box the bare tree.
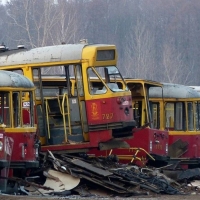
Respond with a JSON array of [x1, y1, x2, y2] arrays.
[[5, 0, 85, 74], [2, 0, 200, 83], [0, 4, 8, 44], [162, 42, 193, 85], [123, 19, 157, 80], [6, 0, 61, 48], [50, 0, 82, 45]]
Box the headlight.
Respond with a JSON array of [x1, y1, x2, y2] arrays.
[[149, 141, 152, 152], [0, 141, 3, 151], [166, 143, 168, 154]]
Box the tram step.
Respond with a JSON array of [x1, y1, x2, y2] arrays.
[[49, 126, 83, 136], [48, 126, 84, 145], [48, 134, 84, 145]]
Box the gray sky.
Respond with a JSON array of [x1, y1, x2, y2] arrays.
[[0, 0, 9, 4]]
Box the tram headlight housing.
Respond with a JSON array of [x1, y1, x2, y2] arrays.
[[124, 107, 129, 115], [149, 141, 152, 152], [0, 141, 3, 151], [166, 143, 168, 154]]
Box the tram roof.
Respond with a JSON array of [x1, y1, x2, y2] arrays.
[[0, 70, 34, 88], [125, 78, 162, 87], [0, 43, 114, 66], [189, 86, 200, 92], [149, 83, 200, 98]]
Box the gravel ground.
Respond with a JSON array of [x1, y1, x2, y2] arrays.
[[1, 194, 200, 200]]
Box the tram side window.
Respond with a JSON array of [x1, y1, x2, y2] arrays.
[[197, 102, 200, 130], [87, 66, 125, 95], [166, 102, 185, 131], [0, 92, 10, 127], [165, 103, 174, 130], [22, 91, 34, 127], [87, 68, 107, 95], [188, 102, 194, 131], [150, 102, 160, 129], [196, 102, 200, 130], [13, 92, 21, 127], [33, 68, 41, 98], [10, 69, 23, 75], [175, 102, 184, 131], [133, 101, 142, 127], [75, 65, 84, 96]]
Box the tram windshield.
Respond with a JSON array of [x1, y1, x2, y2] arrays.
[[87, 66, 127, 95]]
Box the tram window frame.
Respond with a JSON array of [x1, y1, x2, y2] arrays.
[[174, 102, 185, 131], [75, 65, 84, 97], [150, 102, 160, 129], [187, 102, 194, 131], [22, 91, 34, 127], [197, 102, 200, 130], [87, 66, 125, 95], [0, 92, 10, 127], [12, 91, 34, 127], [165, 102, 175, 130], [87, 67, 107, 95], [133, 101, 142, 127], [195, 102, 200, 130], [13, 92, 21, 127], [10, 69, 23, 75], [104, 66, 126, 91]]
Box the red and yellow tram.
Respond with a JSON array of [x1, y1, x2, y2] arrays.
[[38, 76, 169, 166], [149, 83, 200, 168], [89, 79, 169, 166], [0, 70, 38, 192], [0, 43, 135, 153]]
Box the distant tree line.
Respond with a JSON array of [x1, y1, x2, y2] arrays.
[[0, 0, 200, 85]]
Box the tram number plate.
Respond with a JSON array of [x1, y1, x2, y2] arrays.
[[102, 113, 113, 120], [155, 144, 163, 150]]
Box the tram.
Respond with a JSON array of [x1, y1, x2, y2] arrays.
[[0, 70, 38, 192], [90, 78, 169, 166], [149, 83, 200, 168], [0, 43, 135, 153], [38, 76, 169, 166]]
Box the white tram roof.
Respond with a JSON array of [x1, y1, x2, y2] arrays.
[[189, 86, 200, 92], [149, 83, 200, 98], [0, 44, 113, 66], [0, 70, 34, 88]]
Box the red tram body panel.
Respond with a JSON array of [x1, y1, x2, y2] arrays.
[[168, 135, 200, 158], [89, 128, 168, 166], [6, 132, 38, 163], [86, 96, 132, 124]]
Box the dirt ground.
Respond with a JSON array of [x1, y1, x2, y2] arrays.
[[1, 194, 200, 200]]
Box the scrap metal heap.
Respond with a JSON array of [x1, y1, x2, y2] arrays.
[[1, 151, 200, 197]]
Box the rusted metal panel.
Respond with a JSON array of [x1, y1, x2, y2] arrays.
[[71, 159, 113, 176], [99, 139, 130, 150], [168, 139, 188, 158]]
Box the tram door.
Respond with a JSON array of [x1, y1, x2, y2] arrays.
[[33, 67, 88, 145], [64, 65, 88, 138]]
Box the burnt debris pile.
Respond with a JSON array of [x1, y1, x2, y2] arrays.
[[17, 151, 200, 197], [1, 151, 200, 197]]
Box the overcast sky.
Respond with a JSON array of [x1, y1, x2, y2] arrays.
[[0, 0, 9, 4]]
